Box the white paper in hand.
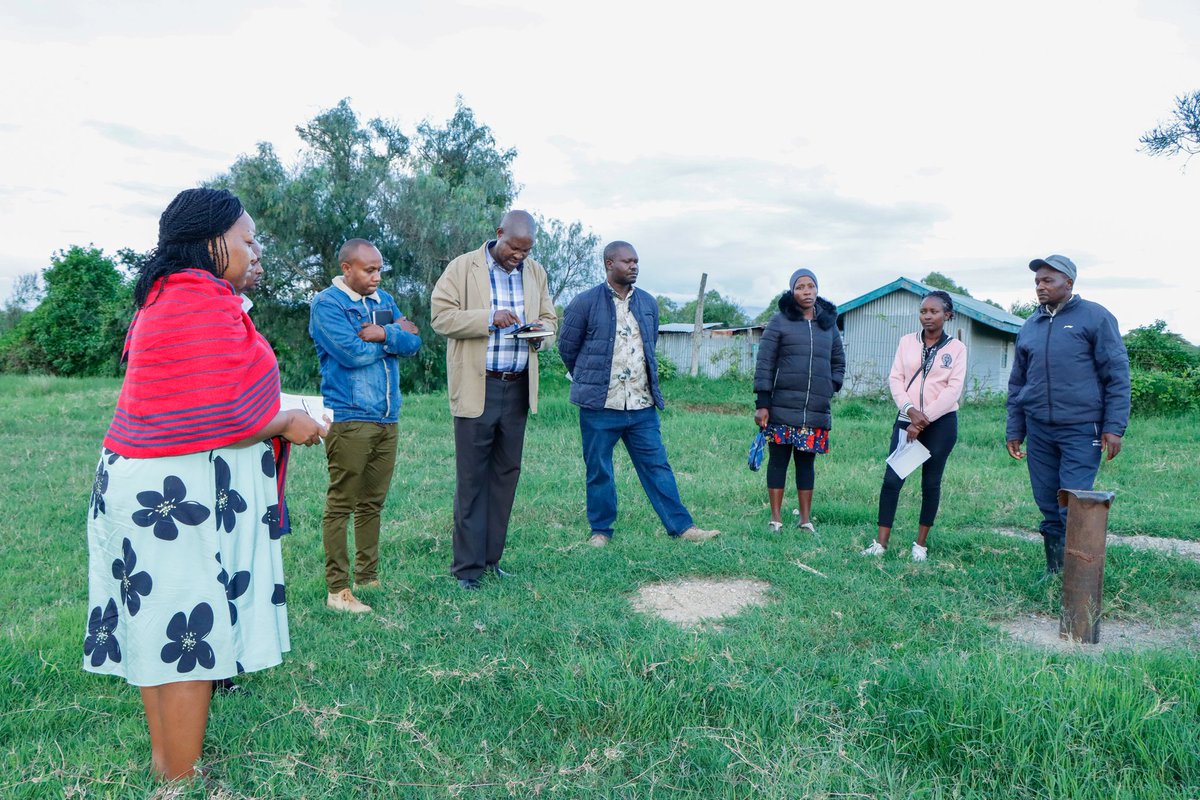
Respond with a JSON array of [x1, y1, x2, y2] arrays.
[[886, 435, 931, 480], [280, 393, 334, 425]]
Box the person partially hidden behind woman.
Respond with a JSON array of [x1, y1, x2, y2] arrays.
[[83, 188, 326, 781], [753, 268, 845, 532], [861, 290, 966, 561]]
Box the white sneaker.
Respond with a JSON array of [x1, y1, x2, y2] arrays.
[[911, 543, 928, 562], [798, 522, 817, 534], [767, 521, 783, 532], [861, 541, 886, 557], [327, 588, 372, 613]]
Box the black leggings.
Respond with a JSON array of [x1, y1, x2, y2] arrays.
[[877, 411, 958, 528], [766, 442, 816, 490]]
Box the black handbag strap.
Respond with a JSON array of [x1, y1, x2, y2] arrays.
[[906, 332, 950, 392]]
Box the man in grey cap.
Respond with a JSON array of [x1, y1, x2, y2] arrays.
[[1004, 254, 1130, 576]]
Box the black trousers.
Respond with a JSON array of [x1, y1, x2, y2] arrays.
[[766, 443, 816, 490], [451, 376, 529, 580], [877, 411, 958, 528]]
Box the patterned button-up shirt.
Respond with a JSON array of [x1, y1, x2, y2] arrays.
[[605, 286, 654, 410], [485, 242, 528, 374]]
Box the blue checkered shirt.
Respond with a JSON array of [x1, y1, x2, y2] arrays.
[[486, 242, 528, 373]]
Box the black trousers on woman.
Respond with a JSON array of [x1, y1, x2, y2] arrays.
[[877, 411, 957, 528], [766, 443, 816, 490]]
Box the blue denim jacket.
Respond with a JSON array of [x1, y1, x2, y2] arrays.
[[309, 279, 422, 423]]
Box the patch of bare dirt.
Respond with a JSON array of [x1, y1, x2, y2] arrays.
[[999, 613, 1200, 653], [631, 578, 771, 628], [994, 528, 1200, 562]]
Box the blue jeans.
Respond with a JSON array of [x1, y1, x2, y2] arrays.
[[579, 407, 694, 538], [1024, 417, 1103, 542]]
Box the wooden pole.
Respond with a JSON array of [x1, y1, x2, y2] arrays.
[[689, 273, 708, 377], [1058, 489, 1114, 644]]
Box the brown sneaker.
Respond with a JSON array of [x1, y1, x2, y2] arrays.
[[588, 534, 609, 548], [327, 588, 372, 613], [679, 526, 720, 542]]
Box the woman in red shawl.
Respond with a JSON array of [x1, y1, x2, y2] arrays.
[[84, 188, 325, 780]]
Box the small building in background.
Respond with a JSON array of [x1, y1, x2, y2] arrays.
[[656, 322, 765, 377], [836, 277, 1025, 397]]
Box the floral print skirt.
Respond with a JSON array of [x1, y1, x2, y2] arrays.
[[764, 423, 830, 454], [84, 443, 290, 686]]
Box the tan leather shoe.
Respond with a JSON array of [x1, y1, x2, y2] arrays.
[[679, 526, 719, 542], [357, 579, 381, 590], [588, 534, 609, 548], [327, 588, 372, 613]]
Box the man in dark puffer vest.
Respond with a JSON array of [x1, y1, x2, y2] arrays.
[[558, 241, 720, 547]]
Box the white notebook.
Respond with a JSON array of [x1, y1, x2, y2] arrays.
[[886, 436, 930, 480]]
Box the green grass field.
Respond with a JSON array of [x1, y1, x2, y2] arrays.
[[2, 372, 1199, 798]]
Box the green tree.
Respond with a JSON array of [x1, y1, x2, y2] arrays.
[[656, 295, 680, 322], [211, 97, 521, 391], [752, 302, 777, 326], [677, 290, 749, 327], [1, 247, 130, 376], [922, 271, 972, 297], [534, 215, 602, 305], [1140, 91, 1200, 161], [0, 272, 42, 337], [1008, 300, 1038, 319]]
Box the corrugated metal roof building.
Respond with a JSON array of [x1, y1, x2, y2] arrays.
[[836, 277, 1025, 398]]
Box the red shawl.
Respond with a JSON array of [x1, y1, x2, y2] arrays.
[[104, 269, 282, 458]]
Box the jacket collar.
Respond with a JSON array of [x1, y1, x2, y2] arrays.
[[332, 275, 379, 302]]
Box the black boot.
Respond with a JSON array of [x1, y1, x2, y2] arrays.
[[1042, 536, 1064, 576]]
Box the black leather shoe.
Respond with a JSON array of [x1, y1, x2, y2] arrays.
[[485, 565, 514, 580], [458, 578, 481, 591]]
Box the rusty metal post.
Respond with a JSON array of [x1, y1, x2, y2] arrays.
[[1057, 489, 1115, 644]]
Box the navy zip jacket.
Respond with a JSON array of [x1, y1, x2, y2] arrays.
[[558, 283, 665, 410], [753, 293, 845, 430], [1005, 294, 1130, 441]]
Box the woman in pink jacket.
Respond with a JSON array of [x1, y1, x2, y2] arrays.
[[862, 290, 966, 561]]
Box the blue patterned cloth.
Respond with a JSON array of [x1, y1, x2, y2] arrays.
[[84, 442, 289, 686], [485, 242, 528, 374]]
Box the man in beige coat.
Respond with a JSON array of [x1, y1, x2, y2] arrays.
[[431, 210, 557, 590]]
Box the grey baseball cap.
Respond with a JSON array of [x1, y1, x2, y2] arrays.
[[1029, 254, 1077, 281]]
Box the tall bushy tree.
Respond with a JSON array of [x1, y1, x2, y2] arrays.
[[535, 215, 602, 305], [675, 290, 749, 327], [0, 247, 129, 375]]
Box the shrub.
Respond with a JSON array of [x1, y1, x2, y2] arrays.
[[657, 352, 678, 381], [1129, 367, 1199, 415]]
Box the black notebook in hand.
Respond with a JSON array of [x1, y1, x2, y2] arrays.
[[370, 310, 394, 326], [505, 323, 553, 340]]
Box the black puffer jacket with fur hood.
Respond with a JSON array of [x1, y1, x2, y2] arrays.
[[753, 293, 845, 430]]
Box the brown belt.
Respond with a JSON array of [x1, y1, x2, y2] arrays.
[[485, 369, 527, 382]]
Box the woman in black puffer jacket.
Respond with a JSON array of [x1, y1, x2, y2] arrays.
[[753, 268, 845, 533]]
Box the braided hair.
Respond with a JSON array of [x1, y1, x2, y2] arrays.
[[133, 188, 245, 308], [923, 290, 954, 320]]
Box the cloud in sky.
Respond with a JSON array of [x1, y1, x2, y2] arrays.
[[1, 0, 1198, 343], [82, 121, 227, 159]]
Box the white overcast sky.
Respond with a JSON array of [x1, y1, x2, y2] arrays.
[[2, 0, 1198, 339]]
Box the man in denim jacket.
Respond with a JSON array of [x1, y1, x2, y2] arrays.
[[310, 239, 422, 612], [557, 241, 719, 547]]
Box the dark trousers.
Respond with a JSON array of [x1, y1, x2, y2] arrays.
[[451, 376, 529, 580], [877, 412, 958, 528], [321, 421, 398, 592], [579, 407, 694, 538], [1024, 417, 1103, 542], [766, 444, 816, 490]]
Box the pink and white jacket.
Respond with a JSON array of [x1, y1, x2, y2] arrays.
[[888, 332, 967, 422]]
